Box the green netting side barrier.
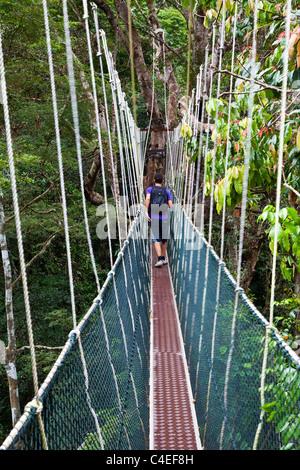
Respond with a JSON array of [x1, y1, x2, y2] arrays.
[[168, 201, 300, 451], [1, 210, 150, 450]]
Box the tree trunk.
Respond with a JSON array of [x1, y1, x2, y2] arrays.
[[240, 217, 264, 292], [0, 195, 21, 428], [74, 51, 120, 206]]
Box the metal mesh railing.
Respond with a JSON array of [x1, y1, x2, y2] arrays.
[[168, 201, 300, 451], [1, 210, 150, 451]]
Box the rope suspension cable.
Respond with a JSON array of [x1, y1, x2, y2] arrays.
[[114, 65, 151, 349], [173, 127, 182, 198], [194, 22, 217, 404], [89, 11, 126, 245], [188, 88, 196, 220], [127, 0, 143, 205], [202, 0, 227, 446], [101, 34, 131, 237], [161, 29, 175, 188], [93, 4, 150, 448], [185, 89, 196, 213], [219, 0, 238, 265], [252, 0, 292, 450], [120, 90, 150, 299], [82, 5, 133, 420], [86, 13, 137, 441], [99, 30, 141, 315], [219, 0, 260, 449], [87, 5, 150, 449], [180, 95, 193, 320], [0, 29, 48, 450], [193, 64, 203, 225], [177, 0, 195, 207], [62, 0, 107, 448], [102, 28, 150, 451], [196, 46, 209, 235], [143, 34, 155, 164], [95, 22, 149, 448], [118, 76, 139, 211], [184, 68, 205, 368], [202, 0, 239, 444]]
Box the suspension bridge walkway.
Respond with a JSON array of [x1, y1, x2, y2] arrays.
[[1, 0, 300, 452]]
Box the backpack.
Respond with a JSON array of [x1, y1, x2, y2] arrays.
[[149, 186, 168, 216]]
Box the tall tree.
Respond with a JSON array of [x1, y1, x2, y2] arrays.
[[0, 193, 21, 429], [91, 0, 215, 187]]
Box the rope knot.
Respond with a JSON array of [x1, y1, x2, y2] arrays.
[[24, 398, 43, 415], [266, 325, 277, 333], [235, 286, 244, 293], [69, 328, 81, 340]]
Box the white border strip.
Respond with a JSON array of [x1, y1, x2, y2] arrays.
[[167, 261, 203, 450], [149, 241, 154, 450]]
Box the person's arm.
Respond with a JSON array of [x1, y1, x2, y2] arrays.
[[145, 193, 151, 221], [166, 189, 173, 209]]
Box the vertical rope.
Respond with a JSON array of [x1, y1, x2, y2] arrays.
[[162, 30, 175, 187], [252, 0, 292, 450], [62, 0, 101, 295], [0, 29, 48, 450], [220, 0, 260, 449], [42, 0, 77, 354], [203, 0, 227, 446], [62, 0, 105, 448], [95, 21, 147, 449], [127, 0, 142, 205], [195, 23, 216, 399]]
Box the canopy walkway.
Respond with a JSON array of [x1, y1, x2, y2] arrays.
[[1, 0, 300, 452]]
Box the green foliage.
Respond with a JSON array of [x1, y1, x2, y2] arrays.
[[258, 205, 300, 282], [262, 350, 300, 450], [0, 0, 119, 442]]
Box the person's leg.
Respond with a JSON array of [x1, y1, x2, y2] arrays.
[[160, 219, 169, 263], [161, 241, 167, 258], [153, 219, 165, 267], [153, 241, 162, 258]]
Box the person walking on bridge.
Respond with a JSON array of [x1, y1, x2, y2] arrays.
[[145, 173, 173, 267]]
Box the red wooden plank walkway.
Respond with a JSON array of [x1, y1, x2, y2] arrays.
[[150, 245, 202, 450]]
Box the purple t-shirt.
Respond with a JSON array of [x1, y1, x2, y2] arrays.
[[146, 186, 172, 220]]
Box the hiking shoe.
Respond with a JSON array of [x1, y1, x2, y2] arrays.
[[155, 260, 164, 268]]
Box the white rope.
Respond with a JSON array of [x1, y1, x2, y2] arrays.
[[219, 1, 238, 263], [105, 47, 150, 450], [42, 0, 77, 354], [196, 23, 216, 392], [196, 47, 209, 234], [62, 0, 105, 448], [94, 23, 137, 326], [62, 0, 101, 295], [143, 35, 155, 163], [252, 0, 292, 450], [203, 1, 227, 446], [94, 21, 148, 448], [84, 4, 131, 375], [0, 29, 48, 450], [220, 0, 260, 449], [193, 65, 203, 227], [162, 30, 175, 186]]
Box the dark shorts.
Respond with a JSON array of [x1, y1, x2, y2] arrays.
[[150, 218, 169, 243]]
